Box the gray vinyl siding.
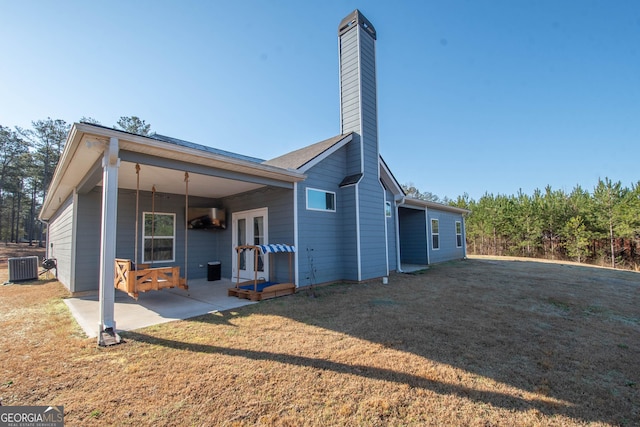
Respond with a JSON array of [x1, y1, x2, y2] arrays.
[[297, 146, 351, 284], [72, 190, 102, 293], [339, 185, 358, 281], [427, 209, 466, 263], [340, 27, 378, 179], [221, 187, 294, 283], [338, 17, 385, 281], [68, 182, 294, 293], [185, 229, 225, 279], [345, 135, 362, 177], [115, 188, 188, 274], [114, 186, 293, 282], [114, 190, 229, 281], [398, 207, 428, 265], [340, 27, 361, 137], [297, 149, 387, 283], [357, 30, 385, 279], [340, 26, 362, 176], [360, 32, 378, 152], [67, 188, 217, 289], [46, 194, 74, 291], [357, 174, 387, 279]]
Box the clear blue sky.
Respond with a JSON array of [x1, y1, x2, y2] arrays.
[[1, 1, 639, 201]]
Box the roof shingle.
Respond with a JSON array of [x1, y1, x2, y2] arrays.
[[263, 133, 352, 170]]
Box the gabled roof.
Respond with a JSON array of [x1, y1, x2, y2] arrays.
[[379, 156, 404, 197], [263, 132, 406, 199], [40, 123, 305, 220], [78, 122, 267, 163], [263, 133, 353, 171], [149, 133, 265, 164], [401, 197, 471, 214]]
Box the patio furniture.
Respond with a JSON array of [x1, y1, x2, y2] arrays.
[[114, 258, 187, 300]]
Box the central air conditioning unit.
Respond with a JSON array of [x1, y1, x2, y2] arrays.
[[8, 256, 39, 282]]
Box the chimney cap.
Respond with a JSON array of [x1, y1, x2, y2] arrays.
[[338, 9, 376, 40]]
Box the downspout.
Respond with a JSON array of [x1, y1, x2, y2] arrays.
[[383, 192, 389, 276], [425, 207, 430, 265], [375, 36, 386, 278], [355, 185, 362, 281], [39, 218, 54, 279], [395, 196, 404, 273], [293, 182, 299, 287], [40, 219, 50, 258], [70, 190, 78, 292]]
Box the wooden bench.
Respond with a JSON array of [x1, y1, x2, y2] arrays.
[[114, 258, 187, 300]]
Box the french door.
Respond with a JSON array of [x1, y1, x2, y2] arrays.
[[232, 208, 268, 281]]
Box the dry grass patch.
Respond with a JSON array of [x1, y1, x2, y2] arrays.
[[1, 253, 638, 426]]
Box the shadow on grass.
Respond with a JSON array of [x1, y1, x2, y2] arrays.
[[131, 258, 640, 425], [122, 329, 571, 417]]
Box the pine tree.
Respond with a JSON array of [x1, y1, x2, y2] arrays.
[[115, 116, 151, 135], [593, 178, 624, 268]]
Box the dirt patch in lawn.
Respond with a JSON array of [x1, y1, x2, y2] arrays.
[[1, 252, 638, 426]]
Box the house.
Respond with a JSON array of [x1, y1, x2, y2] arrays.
[[39, 10, 469, 340]]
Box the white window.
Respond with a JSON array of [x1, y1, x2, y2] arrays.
[[456, 221, 463, 248], [143, 212, 175, 263], [385, 201, 392, 218], [306, 188, 336, 212], [431, 219, 440, 250]]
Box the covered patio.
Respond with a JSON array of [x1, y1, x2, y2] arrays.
[[41, 123, 305, 344], [65, 277, 257, 338]]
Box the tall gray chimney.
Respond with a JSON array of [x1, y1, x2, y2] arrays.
[[338, 9, 378, 176], [337, 10, 387, 282]]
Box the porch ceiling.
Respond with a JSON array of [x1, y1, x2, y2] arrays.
[[117, 161, 264, 198]]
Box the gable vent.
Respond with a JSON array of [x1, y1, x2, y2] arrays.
[[8, 256, 39, 282]]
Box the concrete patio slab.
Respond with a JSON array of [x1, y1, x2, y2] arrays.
[[64, 278, 257, 338], [401, 264, 429, 273]]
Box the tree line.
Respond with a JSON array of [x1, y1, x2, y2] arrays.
[[4, 116, 638, 272], [0, 116, 151, 246], [446, 181, 640, 270]]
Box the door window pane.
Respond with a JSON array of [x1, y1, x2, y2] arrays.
[[238, 218, 246, 270], [254, 216, 264, 272]]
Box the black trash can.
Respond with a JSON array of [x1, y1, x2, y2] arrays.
[[207, 261, 221, 281]]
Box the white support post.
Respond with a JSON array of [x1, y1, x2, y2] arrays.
[[98, 137, 121, 346]]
